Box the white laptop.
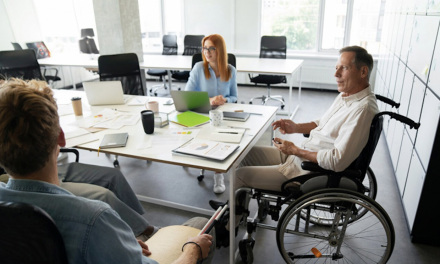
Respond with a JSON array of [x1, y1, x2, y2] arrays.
[[83, 81, 130, 105]]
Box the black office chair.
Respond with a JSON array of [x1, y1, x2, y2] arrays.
[[172, 35, 205, 83], [25, 41, 62, 87], [148, 35, 179, 96], [79, 28, 99, 54], [191, 53, 237, 182], [11, 42, 23, 50], [0, 50, 45, 81], [98, 53, 145, 167], [0, 201, 69, 264], [98, 53, 145, 96], [249, 36, 287, 109]]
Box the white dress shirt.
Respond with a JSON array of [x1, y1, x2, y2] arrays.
[[279, 86, 379, 179]]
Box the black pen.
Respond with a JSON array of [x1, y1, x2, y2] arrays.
[[219, 132, 238, 134]]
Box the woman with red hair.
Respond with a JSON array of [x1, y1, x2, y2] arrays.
[[185, 34, 237, 193], [185, 34, 237, 105]]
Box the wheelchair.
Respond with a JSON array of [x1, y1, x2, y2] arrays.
[[232, 96, 420, 264]]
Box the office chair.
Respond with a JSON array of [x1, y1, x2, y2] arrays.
[[148, 35, 179, 96], [98, 53, 145, 167], [25, 41, 62, 88], [0, 50, 45, 81], [191, 53, 237, 182], [98, 53, 146, 96], [11, 42, 23, 50], [0, 201, 69, 264], [79, 28, 99, 54], [171, 35, 205, 83], [249, 36, 287, 109]]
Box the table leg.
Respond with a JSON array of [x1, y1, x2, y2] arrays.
[[229, 166, 236, 264], [69, 67, 76, 90], [167, 70, 173, 92]]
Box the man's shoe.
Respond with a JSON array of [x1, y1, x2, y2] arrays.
[[209, 200, 227, 210], [213, 173, 226, 193]]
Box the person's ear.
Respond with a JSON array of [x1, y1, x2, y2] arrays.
[[361, 66, 369, 78], [58, 127, 66, 147]]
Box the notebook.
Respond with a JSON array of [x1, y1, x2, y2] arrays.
[[222, 111, 250, 122], [170, 90, 218, 113], [169, 111, 210, 127], [99, 133, 129, 149], [83, 81, 130, 106]]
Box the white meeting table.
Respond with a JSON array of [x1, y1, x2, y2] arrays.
[[56, 90, 278, 263], [39, 54, 303, 119]]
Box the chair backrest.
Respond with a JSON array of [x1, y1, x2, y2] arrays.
[[260, 36, 286, 59], [347, 114, 384, 180], [98, 53, 145, 95], [191, 53, 237, 69], [26, 41, 51, 59], [182, 35, 204, 56], [79, 38, 99, 54], [162, 35, 178, 55], [0, 50, 44, 81], [0, 201, 69, 264], [11, 42, 23, 50]]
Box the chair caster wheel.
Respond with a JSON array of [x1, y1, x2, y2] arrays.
[[178, 88, 181, 91], [154, 93, 158, 96], [239, 239, 255, 264], [113, 160, 119, 168], [249, 101, 253, 104], [149, 89, 153, 93], [281, 105, 285, 110], [197, 175, 204, 181]]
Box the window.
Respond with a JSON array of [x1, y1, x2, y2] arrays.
[[261, 0, 319, 51], [33, 0, 97, 54], [261, 0, 385, 54], [138, 0, 183, 52]]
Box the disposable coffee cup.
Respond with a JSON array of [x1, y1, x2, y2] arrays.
[[141, 110, 155, 134], [71, 97, 83, 116]]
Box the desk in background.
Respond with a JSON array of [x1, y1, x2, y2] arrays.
[[40, 55, 303, 119]]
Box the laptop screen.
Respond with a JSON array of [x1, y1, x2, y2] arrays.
[[170, 90, 215, 113]]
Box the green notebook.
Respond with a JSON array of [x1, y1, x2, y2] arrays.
[[169, 111, 210, 127]]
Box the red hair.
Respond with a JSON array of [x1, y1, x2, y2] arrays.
[[201, 34, 231, 82]]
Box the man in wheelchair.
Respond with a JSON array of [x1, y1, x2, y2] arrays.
[[209, 46, 401, 263]]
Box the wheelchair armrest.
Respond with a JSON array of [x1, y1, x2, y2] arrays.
[[59, 148, 79, 163], [301, 161, 329, 173]]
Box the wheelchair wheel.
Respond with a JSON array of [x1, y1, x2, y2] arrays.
[[276, 189, 394, 264], [304, 168, 378, 226]]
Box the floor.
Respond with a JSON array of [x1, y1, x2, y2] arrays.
[[62, 81, 440, 263]]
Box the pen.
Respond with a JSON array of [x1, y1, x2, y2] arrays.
[[227, 126, 250, 130], [219, 132, 238, 134]]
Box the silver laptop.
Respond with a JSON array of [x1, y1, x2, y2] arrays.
[[83, 81, 130, 105], [170, 90, 218, 113]]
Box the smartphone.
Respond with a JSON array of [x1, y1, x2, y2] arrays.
[[272, 138, 281, 144]]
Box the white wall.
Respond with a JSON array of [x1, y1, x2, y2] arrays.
[[0, 0, 16, 51], [234, 0, 260, 54], [3, 0, 43, 45]]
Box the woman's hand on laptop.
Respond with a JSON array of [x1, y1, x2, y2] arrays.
[[210, 95, 227, 106]]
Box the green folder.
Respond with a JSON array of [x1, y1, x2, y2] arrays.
[[169, 111, 210, 127]]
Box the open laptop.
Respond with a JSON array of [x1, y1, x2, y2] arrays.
[[83, 81, 130, 105], [170, 90, 218, 113]]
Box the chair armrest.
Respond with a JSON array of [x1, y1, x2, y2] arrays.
[[42, 66, 59, 77], [59, 148, 79, 162], [301, 161, 362, 179], [301, 161, 328, 173]]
